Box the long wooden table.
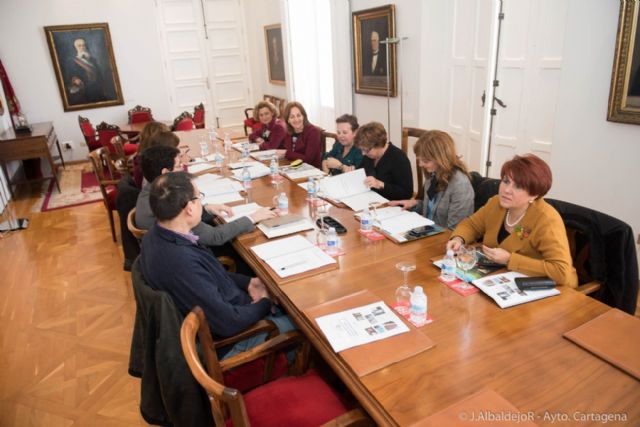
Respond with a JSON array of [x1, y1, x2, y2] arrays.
[[178, 129, 640, 426]]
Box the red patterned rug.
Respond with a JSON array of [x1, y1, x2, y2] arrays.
[[34, 163, 104, 212]]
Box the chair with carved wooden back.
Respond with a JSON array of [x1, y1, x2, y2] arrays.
[[401, 127, 429, 199], [88, 148, 119, 242], [78, 116, 101, 151], [244, 95, 287, 135], [193, 103, 205, 129], [96, 121, 138, 157], [128, 105, 154, 124], [173, 111, 195, 131], [181, 306, 371, 427], [321, 130, 337, 156], [110, 136, 135, 174]]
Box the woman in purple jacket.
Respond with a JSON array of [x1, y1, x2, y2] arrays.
[[248, 100, 286, 150], [276, 101, 322, 168]]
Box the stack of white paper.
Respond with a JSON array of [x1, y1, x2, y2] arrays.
[[251, 235, 336, 278], [355, 206, 434, 238], [318, 169, 388, 211], [228, 161, 271, 180], [188, 163, 217, 174], [197, 177, 244, 205]]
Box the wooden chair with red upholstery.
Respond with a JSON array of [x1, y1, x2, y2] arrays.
[[128, 105, 154, 124], [96, 121, 138, 157], [172, 111, 195, 131], [401, 126, 429, 199], [78, 116, 101, 151], [88, 147, 119, 242], [243, 95, 286, 136], [181, 306, 371, 427], [193, 103, 205, 129]]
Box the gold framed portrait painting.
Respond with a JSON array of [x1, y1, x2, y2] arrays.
[[44, 23, 124, 112], [608, 1, 640, 125], [264, 24, 285, 85], [352, 5, 397, 97]]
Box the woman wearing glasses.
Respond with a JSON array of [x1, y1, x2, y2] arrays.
[[447, 154, 578, 287], [354, 121, 413, 200], [389, 130, 473, 228]]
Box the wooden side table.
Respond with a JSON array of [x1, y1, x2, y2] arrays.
[[0, 122, 64, 198]]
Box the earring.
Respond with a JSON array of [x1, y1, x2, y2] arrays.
[[529, 199, 535, 204]]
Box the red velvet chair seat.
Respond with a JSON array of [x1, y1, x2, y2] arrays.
[[222, 352, 288, 393], [124, 143, 138, 156], [106, 187, 118, 211], [226, 369, 349, 427]]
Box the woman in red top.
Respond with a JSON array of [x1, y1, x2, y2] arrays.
[[276, 102, 322, 168], [248, 100, 286, 150]]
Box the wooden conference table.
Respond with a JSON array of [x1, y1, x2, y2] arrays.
[[177, 129, 640, 426]]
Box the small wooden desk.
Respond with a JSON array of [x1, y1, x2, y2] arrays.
[[0, 122, 63, 197]]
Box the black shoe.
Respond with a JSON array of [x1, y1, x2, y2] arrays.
[[123, 258, 133, 272]]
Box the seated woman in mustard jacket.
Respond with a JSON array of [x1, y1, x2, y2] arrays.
[[447, 154, 578, 288]]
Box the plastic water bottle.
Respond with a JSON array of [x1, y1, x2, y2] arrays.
[[223, 132, 232, 153], [277, 192, 289, 215], [441, 249, 456, 282], [326, 227, 339, 255], [241, 165, 252, 190], [214, 149, 223, 168], [207, 126, 217, 143], [360, 206, 372, 232], [199, 137, 209, 158], [241, 141, 250, 160], [270, 155, 279, 183], [307, 177, 317, 201], [410, 286, 427, 325]]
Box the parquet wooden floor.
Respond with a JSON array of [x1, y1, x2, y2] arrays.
[[0, 182, 146, 426]]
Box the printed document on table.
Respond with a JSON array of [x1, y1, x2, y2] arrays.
[[223, 202, 264, 223], [251, 235, 336, 278], [340, 192, 388, 212], [203, 192, 244, 205], [472, 271, 561, 308], [314, 301, 409, 352], [256, 218, 314, 238], [251, 149, 280, 161], [281, 163, 325, 180]]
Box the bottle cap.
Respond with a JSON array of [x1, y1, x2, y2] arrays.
[[446, 249, 454, 256], [414, 286, 424, 294]]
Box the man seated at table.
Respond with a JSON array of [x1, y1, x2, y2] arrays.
[[140, 171, 296, 356], [135, 144, 275, 247]]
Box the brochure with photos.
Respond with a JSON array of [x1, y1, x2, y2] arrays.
[[472, 271, 560, 308]]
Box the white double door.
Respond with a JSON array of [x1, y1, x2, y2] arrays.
[[433, 0, 568, 177], [154, 0, 252, 128]]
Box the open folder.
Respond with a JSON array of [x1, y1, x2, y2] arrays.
[[318, 169, 388, 211]]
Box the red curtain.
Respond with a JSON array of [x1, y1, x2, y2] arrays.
[[0, 58, 42, 179]]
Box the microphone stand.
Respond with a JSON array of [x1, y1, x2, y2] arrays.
[[380, 37, 408, 137]]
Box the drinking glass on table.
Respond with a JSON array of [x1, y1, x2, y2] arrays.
[[395, 261, 416, 316], [456, 245, 478, 289], [314, 200, 330, 247]]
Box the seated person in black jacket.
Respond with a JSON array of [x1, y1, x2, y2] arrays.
[[140, 171, 296, 359], [355, 121, 413, 200]]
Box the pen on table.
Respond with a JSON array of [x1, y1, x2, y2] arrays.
[[279, 260, 306, 271]]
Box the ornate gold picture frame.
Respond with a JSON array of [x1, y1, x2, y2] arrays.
[[607, 1, 640, 125]]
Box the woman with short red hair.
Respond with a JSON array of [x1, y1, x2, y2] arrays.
[[447, 154, 578, 287]]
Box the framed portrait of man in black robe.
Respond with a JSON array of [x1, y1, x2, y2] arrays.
[[352, 5, 396, 97], [45, 23, 124, 112]]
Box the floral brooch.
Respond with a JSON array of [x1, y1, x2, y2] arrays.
[[514, 225, 531, 239]]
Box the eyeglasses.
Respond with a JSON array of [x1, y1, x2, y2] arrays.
[[183, 192, 205, 208]]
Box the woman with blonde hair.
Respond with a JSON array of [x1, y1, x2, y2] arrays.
[[248, 100, 286, 149], [390, 130, 473, 228]]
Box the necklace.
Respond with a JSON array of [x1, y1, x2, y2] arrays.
[[505, 208, 527, 228]]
